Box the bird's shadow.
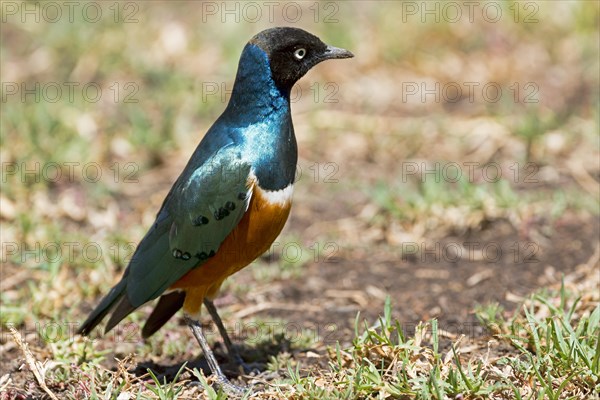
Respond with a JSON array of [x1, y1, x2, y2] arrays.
[[131, 333, 295, 382]]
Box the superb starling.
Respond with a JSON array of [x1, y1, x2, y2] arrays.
[[78, 27, 353, 393]]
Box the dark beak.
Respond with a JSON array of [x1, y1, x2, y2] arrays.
[[323, 45, 354, 60], [309, 44, 354, 70]]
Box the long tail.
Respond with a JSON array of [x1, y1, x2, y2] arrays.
[[141, 291, 185, 338], [78, 210, 188, 336], [77, 279, 129, 335]]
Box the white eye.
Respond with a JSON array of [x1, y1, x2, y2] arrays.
[[294, 48, 306, 60]]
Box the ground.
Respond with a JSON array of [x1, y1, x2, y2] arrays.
[[1, 2, 599, 399]]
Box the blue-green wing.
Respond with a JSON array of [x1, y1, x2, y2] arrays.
[[125, 146, 253, 307]]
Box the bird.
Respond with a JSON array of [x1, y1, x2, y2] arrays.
[[77, 27, 353, 393]]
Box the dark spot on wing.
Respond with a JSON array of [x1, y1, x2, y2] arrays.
[[195, 250, 216, 261], [172, 248, 191, 260], [192, 215, 209, 226], [214, 207, 230, 220]]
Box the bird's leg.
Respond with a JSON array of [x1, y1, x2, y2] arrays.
[[203, 299, 246, 367], [183, 315, 245, 395]]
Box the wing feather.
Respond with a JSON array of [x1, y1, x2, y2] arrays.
[[125, 146, 253, 308]]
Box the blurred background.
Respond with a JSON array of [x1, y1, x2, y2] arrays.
[[1, 1, 598, 396]]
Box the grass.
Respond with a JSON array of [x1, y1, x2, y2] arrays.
[[500, 288, 600, 399], [2, 1, 599, 399], [256, 285, 598, 399], [7, 270, 596, 399]]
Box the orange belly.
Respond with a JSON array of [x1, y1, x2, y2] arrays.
[[170, 184, 292, 315]]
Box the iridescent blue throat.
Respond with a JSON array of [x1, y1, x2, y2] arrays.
[[220, 44, 297, 191]]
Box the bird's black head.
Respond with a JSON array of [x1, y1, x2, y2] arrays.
[[249, 27, 354, 92]]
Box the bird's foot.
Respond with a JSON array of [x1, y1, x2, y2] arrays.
[[191, 375, 247, 397], [214, 374, 247, 396]]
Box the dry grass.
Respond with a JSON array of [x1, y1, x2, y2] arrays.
[[1, 1, 599, 399]]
